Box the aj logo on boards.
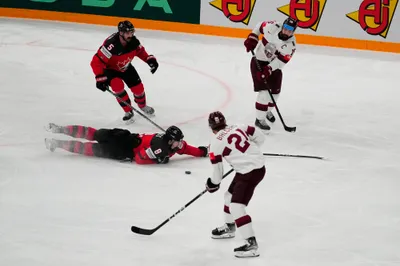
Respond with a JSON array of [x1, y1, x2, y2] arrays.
[[346, 0, 398, 38], [277, 0, 327, 31], [209, 0, 257, 25]]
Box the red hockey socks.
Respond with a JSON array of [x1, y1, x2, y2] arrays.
[[63, 125, 96, 140], [130, 83, 146, 108], [57, 140, 94, 156], [111, 78, 132, 112], [114, 90, 133, 112]]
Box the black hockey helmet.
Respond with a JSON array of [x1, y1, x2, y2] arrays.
[[208, 111, 227, 131], [118, 20, 135, 33], [279, 17, 298, 41], [164, 126, 184, 142]]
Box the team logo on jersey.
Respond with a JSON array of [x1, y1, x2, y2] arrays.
[[209, 0, 257, 25], [346, 0, 398, 38], [117, 57, 133, 71], [277, 0, 327, 31]]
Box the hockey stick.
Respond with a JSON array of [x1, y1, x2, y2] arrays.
[[263, 152, 324, 160], [106, 89, 166, 132], [131, 168, 235, 235], [251, 50, 296, 132]]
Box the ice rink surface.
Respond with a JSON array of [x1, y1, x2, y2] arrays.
[[0, 18, 400, 266]]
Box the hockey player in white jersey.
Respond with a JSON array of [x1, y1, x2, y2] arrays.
[[205, 111, 266, 258], [244, 17, 298, 130]]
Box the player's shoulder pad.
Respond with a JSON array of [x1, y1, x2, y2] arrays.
[[128, 36, 141, 50], [99, 33, 120, 58], [103, 33, 119, 47], [150, 134, 170, 158]]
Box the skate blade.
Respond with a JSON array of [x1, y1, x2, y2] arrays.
[[44, 138, 56, 152], [143, 113, 155, 118], [234, 250, 260, 258], [211, 233, 235, 239], [44, 124, 55, 133], [124, 117, 136, 125]]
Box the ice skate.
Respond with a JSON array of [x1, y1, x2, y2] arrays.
[[44, 138, 57, 152], [45, 123, 63, 133], [266, 111, 275, 123], [140, 105, 155, 116], [234, 237, 260, 258], [211, 223, 236, 239], [255, 119, 270, 130], [123, 111, 134, 121]]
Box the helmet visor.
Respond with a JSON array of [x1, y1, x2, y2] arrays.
[[283, 23, 295, 32]]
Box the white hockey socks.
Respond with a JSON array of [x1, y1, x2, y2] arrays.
[[230, 202, 255, 239], [256, 91, 281, 120], [255, 90, 269, 121], [224, 191, 235, 224], [268, 93, 280, 113]]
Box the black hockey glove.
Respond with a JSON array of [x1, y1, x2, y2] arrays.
[[146, 55, 159, 74], [95, 74, 109, 92], [198, 146, 208, 157], [155, 156, 169, 164], [206, 178, 220, 193]]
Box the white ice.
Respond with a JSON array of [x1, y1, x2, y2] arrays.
[[0, 18, 400, 266]]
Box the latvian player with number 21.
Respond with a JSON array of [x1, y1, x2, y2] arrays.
[[205, 111, 266, 258]]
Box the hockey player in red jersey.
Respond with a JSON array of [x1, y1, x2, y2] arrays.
[[205, 111, 266, 258], [90, 20, 159, 122], [44, 123, 208, 164], [244, 17, 298, 130]]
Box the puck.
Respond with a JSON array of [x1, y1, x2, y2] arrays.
[[185, 170, 191, 175]]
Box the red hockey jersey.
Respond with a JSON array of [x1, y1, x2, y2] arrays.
[[90, 33, 150, 75]]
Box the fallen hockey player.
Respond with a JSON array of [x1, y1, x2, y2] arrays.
[[44, 123, 208, 164]]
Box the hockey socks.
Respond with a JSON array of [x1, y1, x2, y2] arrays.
[[62, 125, 96, 140], [130, 83, 147, 108]]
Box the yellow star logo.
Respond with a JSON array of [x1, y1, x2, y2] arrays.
[[209, 0, 257, 25], [277, 0, 327, 31], [346, 0, 398, 38]]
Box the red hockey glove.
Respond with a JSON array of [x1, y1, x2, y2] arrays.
[[146, 55, 159, 74], [257, 65, 272, 81], [206, 178, 220, 193], [95, 74, 109, 92], [244, 33, 259, 53]]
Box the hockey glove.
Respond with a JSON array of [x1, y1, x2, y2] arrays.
[[95, 74, 109, 92], [155, 156, 169, 164], [257, 65, 272, 81], [146, 55, 159, 74], [206, 178, 220, 193], [198, 146, 208, 157], [244, 33, 259, 53]]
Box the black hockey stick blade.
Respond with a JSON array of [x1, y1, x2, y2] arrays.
[[284, 125, 296, 132], [131, 226, 158, 235]]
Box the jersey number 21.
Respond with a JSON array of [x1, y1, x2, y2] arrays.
[[227, 129, 250, 153]]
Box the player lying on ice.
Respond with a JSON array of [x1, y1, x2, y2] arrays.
[[44, 123, 208, 164]]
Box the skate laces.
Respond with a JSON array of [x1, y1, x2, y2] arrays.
[[216, 224, 229, 232]]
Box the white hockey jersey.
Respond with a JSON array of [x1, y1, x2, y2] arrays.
[[252, 20, 296, 71], [209, 124, 266, 185]]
